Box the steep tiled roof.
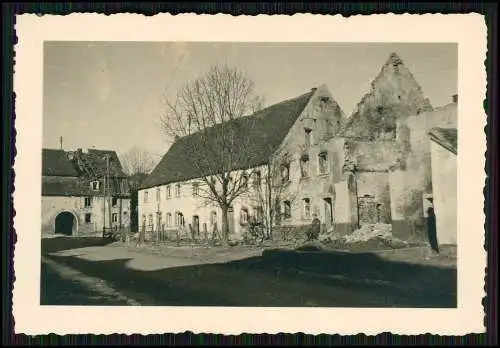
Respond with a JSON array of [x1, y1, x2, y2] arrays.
[[42, 149, 79, 177], [42, 179, 82, 196], [83, 149, 127, 178], [42, 147, 129, 197], [140, 90, 316, 190], [428, 127, 458, 154]]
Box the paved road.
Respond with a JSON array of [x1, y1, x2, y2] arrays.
[[41, 237, 457, 308]]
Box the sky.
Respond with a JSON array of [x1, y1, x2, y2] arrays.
[[43, 42, 457, 161]]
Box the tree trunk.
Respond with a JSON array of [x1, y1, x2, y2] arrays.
[[221, 204, 230, 243]]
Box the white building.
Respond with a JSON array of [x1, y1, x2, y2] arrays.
[[138, 85, 357, 240]]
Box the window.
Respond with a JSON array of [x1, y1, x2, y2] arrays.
[[252, 170, 261, 187], [305, 128, 312, 147], [241, 174, 248, 189], [144, 191, 149, 203], [148, 214, 153, 227], [281, 163, 290, 183], [175, 212, 185, 226], [303, 198, 311, 219], [112, 213, 118, 223], [112, 197, 118, 207], [192, 183, 199, 196], [90, 181, 100, 191], [175, 183, 181, 197], [84, 196, 92, 207], [85, 213, 92, 224], [156, 187, 161, 201], [166, 185, 171, 199], [283, 200, 292, 219], [300, 154, 310, 178], [166, 212, 172, 227], [318, 151, 329, 175], [240, 208, 249, 225]]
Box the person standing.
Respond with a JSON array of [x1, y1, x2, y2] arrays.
[[307, 213, 321, 241]]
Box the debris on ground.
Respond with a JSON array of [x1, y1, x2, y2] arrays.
[[318, 224, 411, 251]]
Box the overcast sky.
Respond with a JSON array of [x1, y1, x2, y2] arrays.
[[43, 42, 457, 160]]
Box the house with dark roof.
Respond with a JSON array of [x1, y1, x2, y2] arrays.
[[428, 127, 458, 245], [42, 148, 131, 236], [138, 84, 357, 238]]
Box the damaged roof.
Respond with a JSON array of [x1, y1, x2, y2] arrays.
[[428, 127, 458, 154], [140, 89, 316, 190]]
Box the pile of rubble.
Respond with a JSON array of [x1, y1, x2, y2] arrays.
[[320, 223, 410, 250]]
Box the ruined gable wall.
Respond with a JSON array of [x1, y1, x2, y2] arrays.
[[343, 53, 433, 141]]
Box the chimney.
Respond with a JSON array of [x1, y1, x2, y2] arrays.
[[452, 94, 458, 103]]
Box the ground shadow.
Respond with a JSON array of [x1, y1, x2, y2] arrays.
[[41, 237, 115, 254], [42, 245, 456, 308]]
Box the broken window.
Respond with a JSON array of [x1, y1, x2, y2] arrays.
[[300, 154, 310, 178], [112, 197, 118, 207], [112, 213, 118, 223], [166, 185, 171, 199], [84, 196, 92, 207], [318, 151, 329, 175], [283, 201, 292, 219], [281, 163, 290, 183], [304, 128, 313, 147], [85, 213, 92, 224], [90, 181, 100, 191], [303, 198, 311, 219]]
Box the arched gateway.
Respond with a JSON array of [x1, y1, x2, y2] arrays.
[[54, 211, 78, 236]]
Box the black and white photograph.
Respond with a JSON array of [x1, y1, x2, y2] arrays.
[[13, 14, 486, 335]]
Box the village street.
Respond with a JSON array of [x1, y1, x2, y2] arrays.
[[41, 237, 457, 308]]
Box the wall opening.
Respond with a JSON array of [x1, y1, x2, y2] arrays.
[[54, 211, 77, 236]]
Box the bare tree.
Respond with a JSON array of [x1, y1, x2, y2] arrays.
[[160, 64, 265, 242], [246, 151, 299, 241], [120, 147, 157, 175]]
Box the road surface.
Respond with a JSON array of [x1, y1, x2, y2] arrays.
[[41, 237, 457, 307]]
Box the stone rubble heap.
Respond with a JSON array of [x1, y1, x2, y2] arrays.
[[343, 223, 393, 243]]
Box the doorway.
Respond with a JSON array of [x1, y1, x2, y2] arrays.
[[192, 215, 200, 237], [54, 212, 76, 236], [323, 197, 334, 229]]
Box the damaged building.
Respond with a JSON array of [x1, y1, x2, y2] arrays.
[[41, 148, 131, 236], [138, 52, 458, 247]]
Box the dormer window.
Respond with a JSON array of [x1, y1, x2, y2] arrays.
[[90, 181, 100, 191]]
